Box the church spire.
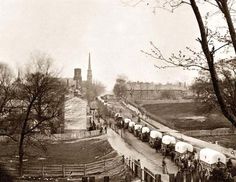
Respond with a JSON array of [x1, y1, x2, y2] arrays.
[[88, 53, 91, 71], [87, 52, 92, 85]]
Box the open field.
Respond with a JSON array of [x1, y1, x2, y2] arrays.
[[143, 102, 231, 130], [0, 137, 116, 165]]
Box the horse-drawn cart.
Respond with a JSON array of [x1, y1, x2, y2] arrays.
[[134, 124, 143, 137], [128, 121, 136, 133], [140, 126, 150, 142], [161, 135, 176, 156], [124, 118, 131, 129]]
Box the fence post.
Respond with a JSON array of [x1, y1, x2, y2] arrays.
[[89, 176, 95, 182], [143, 168, 147, 182], [84, 164, 86, 176], [155, 174, 161, 182], [42, 165, 45, 178], [131, 160, 134, 174], [103, 159, 106, 173], [62, 165, 65, 177], [104, 176, 109, 182], [169, 173, 175, 182], [186, 172, 192, 182]]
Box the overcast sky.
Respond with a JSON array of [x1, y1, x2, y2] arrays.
[[0, 0, 201, 91]]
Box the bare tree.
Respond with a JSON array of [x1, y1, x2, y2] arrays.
[[85, 81, 106, 101], [113, 76, 128, 99], [132, 0, 236, 127], [0, 63, 14, 115], [0, 53, 67, 176], [192, 59, 236, 113], [92, 81, 106, 97]]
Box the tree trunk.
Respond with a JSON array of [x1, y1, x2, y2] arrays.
[[18, 97, 36, 176], [18, 133, 25, 176], [190, 0, 236, 127], [220, 1, 236, 54]]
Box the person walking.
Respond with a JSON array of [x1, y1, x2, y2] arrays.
[[100, 126, 103, 134], [162, 157, 168, 174]]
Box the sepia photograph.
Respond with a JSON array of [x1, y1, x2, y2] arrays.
[[0, 0, 236, 181]]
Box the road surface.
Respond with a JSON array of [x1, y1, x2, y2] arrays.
[[107, 128, 178, 182], [122, 101, 236, 159]]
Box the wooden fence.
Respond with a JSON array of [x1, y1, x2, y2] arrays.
[[35, 130, 101, 141], [0, 156, 123, 178], [0, 130, 101, 143], [183, 128, 236, 137], [124, 158, 163, 182]]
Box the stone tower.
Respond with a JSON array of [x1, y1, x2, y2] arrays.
[[87, 53, 92, 85], [73, 68, 82, 90]]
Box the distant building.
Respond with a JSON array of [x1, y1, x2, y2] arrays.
[[74, 68, 82, 89], [125, 81, 192, 100], [61, 52, 94, 99]]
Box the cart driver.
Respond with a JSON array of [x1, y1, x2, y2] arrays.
[[216, 158, 221, 168]]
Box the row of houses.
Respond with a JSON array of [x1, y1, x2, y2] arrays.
[[125, 81, 193, 100]]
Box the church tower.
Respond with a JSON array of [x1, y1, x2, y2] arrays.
[[87, 53, 92, 85]]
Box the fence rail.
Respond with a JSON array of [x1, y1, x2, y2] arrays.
[[0, 156, 123, 178], [183, 128, 236, 137], [0, 130, 102, 142]]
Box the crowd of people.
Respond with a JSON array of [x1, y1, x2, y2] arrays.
[[161, 145, 235, 181]]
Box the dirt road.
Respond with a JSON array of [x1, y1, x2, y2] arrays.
[[107, 128, 178, 182]]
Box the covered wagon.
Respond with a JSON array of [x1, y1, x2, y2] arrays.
[[134, 124, 143, 137], [149, 130, 163, 150], [128, 121, 136, 133], [199, 148, 226, 168], [115, 115, 124, 129], [114, 113, 121, 119], [140, 126, 150, 142], [174, 141, 194, 166], [161, 135, 176, 156], [199, 148, 226, 179], [124, 118, 131, 129]]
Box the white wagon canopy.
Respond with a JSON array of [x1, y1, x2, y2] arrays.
[[200, 148, 226, 165], [124, 118, 131, 124], [162, 135, 176, 145], [150, 130, 162, 139], [128, 121, 135, 127], [115, 113, 121, 118], [175, 141, 193, 153], [141, 127, 150, 134], [134, 124, 142, 130]]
